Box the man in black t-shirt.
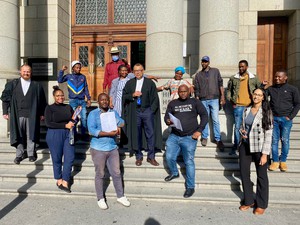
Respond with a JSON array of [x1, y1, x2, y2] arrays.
[[164, 84, 208, 198], [267, 70, 300, 172]]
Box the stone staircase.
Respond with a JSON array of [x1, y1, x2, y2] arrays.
[[0, 116, 299, 205]]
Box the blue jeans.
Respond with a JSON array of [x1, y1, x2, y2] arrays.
[[201, 99, 221, 141], [233, 106, 245, 149], [165, 133, 197, 189], [69, 99, 87, 135], [271, 116, 293, 162]]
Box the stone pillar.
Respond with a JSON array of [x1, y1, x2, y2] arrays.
[[0, 0, 19, 78], [199, 0, 239, 143], [199, 0, 239, 78], [0, 0, 19, 139], [146, 0, 184, 77]]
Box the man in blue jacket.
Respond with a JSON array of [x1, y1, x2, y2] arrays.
[[58, 61, 91, 139]]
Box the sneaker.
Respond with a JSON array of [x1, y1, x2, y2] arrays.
[[217, 141, 225, 152], [14, 157, 22, 165], [117, 196, 131, 207], [279, 162, 287, 172], [268, 162, 279, 171], [97, 199, 108, 210], [201, 138, 207, 147]]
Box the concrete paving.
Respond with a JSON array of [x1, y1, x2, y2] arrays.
[[0, 194, 299, 225]]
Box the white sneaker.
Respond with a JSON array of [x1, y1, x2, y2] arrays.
[[97, 199, 108, 210], [117, 196, 131, 207]]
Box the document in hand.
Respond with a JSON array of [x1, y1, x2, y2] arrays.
[[168, 113, 183, 131], [100, 111, 118, 132]]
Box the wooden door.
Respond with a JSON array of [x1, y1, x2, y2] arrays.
[[74, 42, 131, 100], [257, 17, 288, 87]]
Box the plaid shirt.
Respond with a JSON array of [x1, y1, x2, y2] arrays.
[[240, 107, 273, 155]]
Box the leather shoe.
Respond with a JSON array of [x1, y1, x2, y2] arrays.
[[59, 185, 71, 193], [147, 158, 159, 166], [14, 157, 22, 165], [183, 188, 195, 198], [239, 203, 254, 211], [29, 156, 37, 162], [164, 174, 179, 182], [253, 207, 265, 215], [135, 158, 143, 166]]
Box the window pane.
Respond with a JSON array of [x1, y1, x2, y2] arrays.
[[117, 45, 128, 59], [76, 0, 108, 25], [79, 46, 89, 67], [114, 0, 147, 24], [95, 46, 105, 67]]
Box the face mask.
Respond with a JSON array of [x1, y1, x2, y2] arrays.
[[112, 55, 119, 62]]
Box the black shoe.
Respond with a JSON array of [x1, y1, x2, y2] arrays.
[[183, 188, 195, 198], [60, 185, 71, 193], [14, 157, 22, 165], [29, 156, 37, 162], [229, 150, 237, 155], [216, 141, 225, 152], [164, 174, 179, 182], [21, 151, 28, 160]]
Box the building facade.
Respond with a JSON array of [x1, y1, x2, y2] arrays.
[[0, 0, 300, 140]]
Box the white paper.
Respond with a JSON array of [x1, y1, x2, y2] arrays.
[[168, 113, 183, 131], [100, 112, 118, 132]]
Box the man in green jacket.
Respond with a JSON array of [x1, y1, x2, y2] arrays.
[[227, 60, 265, 155]]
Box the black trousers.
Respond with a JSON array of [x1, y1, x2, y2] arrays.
[[239, 142, 269, 209]]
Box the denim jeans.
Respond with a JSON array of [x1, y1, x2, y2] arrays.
[[233, 106, 245, 149], [165, 133, 197, 189], [271, 116, 293, 162], [69, 99, 87, 135], [201, 99, 221, 141]]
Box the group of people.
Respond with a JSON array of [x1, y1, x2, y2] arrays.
[[1, 48, 300, 213]]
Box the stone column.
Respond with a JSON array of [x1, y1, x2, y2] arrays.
[[199, 0, 239, 143], [199, 0, 239, 78], [0, 0, 19, 78], [145, 0, 184, 136], [146, 0, 184, 77], [0, 0, 19, 139]]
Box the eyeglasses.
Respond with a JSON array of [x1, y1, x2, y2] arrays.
[[253, 93, 263, 97], [133, 70, 143, 72]]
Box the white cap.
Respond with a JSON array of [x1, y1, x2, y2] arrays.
[[71, 60, 82, 68]]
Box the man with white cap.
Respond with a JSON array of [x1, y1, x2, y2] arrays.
[[103, 47, 131, 93], [58, 61, 91, 140]]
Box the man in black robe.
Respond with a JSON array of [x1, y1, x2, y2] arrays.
[[122, 63, 163, 166], [1, 64, 47, 164]]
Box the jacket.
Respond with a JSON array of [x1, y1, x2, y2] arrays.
[[194, 67, 223, 100], [240, 106, 273, 155], [58, 70, 91, 100], [226, 71, 261, 104]]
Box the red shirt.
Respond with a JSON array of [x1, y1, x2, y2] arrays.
[[103, 60, 131, 90]]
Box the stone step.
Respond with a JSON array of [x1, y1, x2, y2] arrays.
[[1, 144, 300, 161], [0, 166, 299, 191], [0, 180, 299, 205], [1, 151, 300, 172]]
